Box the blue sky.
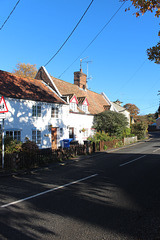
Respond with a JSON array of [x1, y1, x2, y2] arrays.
[[0, 0, 159, 115]]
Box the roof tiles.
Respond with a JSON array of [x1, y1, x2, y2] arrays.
[[0, 70, 65, 104], [52, 77, 110, 115]]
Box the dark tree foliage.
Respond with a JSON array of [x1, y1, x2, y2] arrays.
[[131, 122, 147, 139], [93, 111, 128, 136], [147, 42, 160, 64], [155, 105, 160, 119]]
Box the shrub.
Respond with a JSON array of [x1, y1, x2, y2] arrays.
[[21, 140, 38, 153], [131, 122, 147, 140], [93, 111, 128, 137], [103, 145, 108, 150], [0, 136, 22, 154], [88, 131, 115, 143], [122, 128, 135, 138]]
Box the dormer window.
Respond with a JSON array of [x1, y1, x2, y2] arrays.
[[82, 105, 88, 113], [70, 102, 77, 112], [77, 97, 89, 113], [69, 94, 78, 112]]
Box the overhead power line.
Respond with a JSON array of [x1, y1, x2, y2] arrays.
[[113, 58, 147, 96], [0, 0, 21, 31], [58, 1, 126, 79], [44, 0, 95, 67]]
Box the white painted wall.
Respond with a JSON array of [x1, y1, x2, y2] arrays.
[[67, 113, 94, 144], [0, 97, 95, 148], [0, 97, 69, 149]]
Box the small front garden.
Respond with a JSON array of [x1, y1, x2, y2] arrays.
[[0, 137, 90, 171], [88, 110, 148, 151]]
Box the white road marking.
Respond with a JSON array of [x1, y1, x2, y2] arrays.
[[1, 174, 98, 208], [119, 155, 146, 167], [153, 148, 160, 153]]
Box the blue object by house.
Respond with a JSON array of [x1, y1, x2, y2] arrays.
[[62, 139, 73, 148]]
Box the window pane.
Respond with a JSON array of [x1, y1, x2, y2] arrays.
[[60, 128, 63, 137], [6, 131, 9, 137], [82, 105, 88, 112], [10, 131, 13, 137], [56, 108, 59, 118], [17, 131, 21, 141], [51, 107, 58, 118], [14, 131, 17, 140], [37, 106, 41, 117], [70, 103, 76, 112], [32, 130, 36, 143], [32, 106, 36, 117], [37, 131, 41, 144], [51, 107, 54, 118], [14, 131, 21, 141]]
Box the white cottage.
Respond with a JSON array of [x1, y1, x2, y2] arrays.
[[0, 70, 69, 149], [35, 66, 112, 144]]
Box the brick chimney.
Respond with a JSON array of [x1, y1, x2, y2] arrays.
[[74, 69, 87, 90]]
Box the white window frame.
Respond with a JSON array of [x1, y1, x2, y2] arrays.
[[5, 130, 21, 141], [32, 130, 41, 145], [82, 105, 88, 113], [70, 102, 77, 112], [51, 107, 59, 118], [32, 105, 41, 117]]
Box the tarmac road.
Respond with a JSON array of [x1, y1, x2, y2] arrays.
[[0, 132, 160, 239]]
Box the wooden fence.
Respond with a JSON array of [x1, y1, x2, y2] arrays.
[[0, 144, 91, 170]]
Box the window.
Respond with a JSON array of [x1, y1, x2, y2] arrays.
[[51, 107, 59, 118], [70, 102, 77, 112], [60, 128, 63, 138], [32, 130, 41, 144], [6, 130, 21, 141], [82, 105, 88, 113], [69, 128, 74, 139], [32, 105, 36, 117], [32, 105, 41, 117]]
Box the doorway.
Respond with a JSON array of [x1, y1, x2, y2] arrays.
[[51, 127, 58, 150]]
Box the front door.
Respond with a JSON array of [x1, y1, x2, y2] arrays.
[[51, 127, 58, 150]]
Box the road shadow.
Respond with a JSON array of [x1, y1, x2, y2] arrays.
[[0, 135, 160, 239]]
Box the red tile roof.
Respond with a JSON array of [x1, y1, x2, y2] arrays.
[[51, 77, 110, 115], [0, 70, 65, 104]]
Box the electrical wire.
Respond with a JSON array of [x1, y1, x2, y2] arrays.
[[140, 104, 159, 111], [44, 0, 95, 67], [113, 59, 147, 96], [58, 1, 126, 79], [0, 0, 21, 31]]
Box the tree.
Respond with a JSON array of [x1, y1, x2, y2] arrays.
[[155, 105, 160, 118], [138, 113, 156, 124], [131, 122, 147, 139], [93, 111, 128, 136], [12, 63, 37, 78], [123, 103, 140, 119], [122, 0, 160, 63]]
